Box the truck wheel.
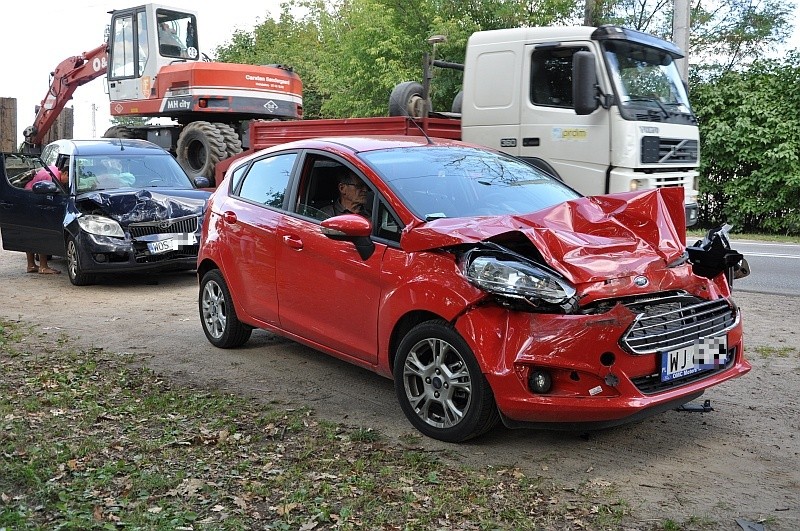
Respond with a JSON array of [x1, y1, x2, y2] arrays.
[[213, 123, 244, 157], [176, 121, 227, 180], [389, 81, 426, 118], [451, 90, 463, 114], [102, 125, 135, 139]]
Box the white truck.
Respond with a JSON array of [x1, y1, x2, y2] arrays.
[[456, 25, 699, 225]]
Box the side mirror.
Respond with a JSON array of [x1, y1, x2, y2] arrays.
[[194, 176, 211, 188], [321, 214, 375, 259], [31, 181, 59, 194], [573, 51, 599, 116]]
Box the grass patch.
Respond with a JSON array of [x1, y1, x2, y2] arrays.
[[0, 318, 635, 530], [751, 345, 799, 358]]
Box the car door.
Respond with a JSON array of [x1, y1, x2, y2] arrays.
[[0, 155, 68, 256], [275, 153, 385, 365], [221, 151, 298, 326]]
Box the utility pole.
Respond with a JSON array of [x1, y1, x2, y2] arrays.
[[91, 103, 97, 137], [673, 0, 690, 84]]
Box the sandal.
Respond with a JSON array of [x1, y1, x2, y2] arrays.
[[27, 266, 39, 273], [38, 267, 61, 275]]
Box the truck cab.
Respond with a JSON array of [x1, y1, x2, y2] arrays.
[[461, 25, 699, 225]]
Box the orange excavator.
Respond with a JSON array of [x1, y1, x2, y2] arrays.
[[22, 3, 303, 181]]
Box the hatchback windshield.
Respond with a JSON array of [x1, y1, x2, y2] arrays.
[[75, 153, 195, 193], [360, 147, 580, 220]]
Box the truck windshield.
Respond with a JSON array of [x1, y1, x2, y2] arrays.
[[603, 41, 692, 121]]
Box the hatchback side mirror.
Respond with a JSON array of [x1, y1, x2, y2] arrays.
[[321, 214, 375, 259]]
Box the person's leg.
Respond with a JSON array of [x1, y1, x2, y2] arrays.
[[38, 255, 60, 274], [26, 252, 38, 273]]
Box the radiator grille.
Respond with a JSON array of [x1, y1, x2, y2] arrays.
[[128, 215, 199, 238], [641, 137, 699, 164], [621, 294, 737, 355]]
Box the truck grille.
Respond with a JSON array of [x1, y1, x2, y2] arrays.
[[128, 215, 199, 238], [641, 137, 698, 164], [621, 293, 737, 355]]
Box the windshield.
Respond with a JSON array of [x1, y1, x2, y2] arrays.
[[75, 153, 195, 193], [361, 147, 580, 220], [603, 41, 692, 120]]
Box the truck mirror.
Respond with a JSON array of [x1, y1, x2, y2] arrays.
[[573, 51, 599, 116]]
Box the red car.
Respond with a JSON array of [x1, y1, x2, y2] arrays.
[[197, 136, 750, 442]]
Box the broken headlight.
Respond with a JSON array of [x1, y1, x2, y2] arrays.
[[77, 215, 124, 238], [461, 250, 577, 313]]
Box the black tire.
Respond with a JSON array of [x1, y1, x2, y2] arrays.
[[451, 90, 464, 114], [199, 269, 252, 348], [393, 319, 500, 442], [102, 125, 135, 139], [388, 81, 426, 118], [66, 236, 95, 286], [213, 123, 244, 157], [176, 121, 227, 180]]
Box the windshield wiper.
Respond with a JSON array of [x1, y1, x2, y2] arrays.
[[626, 97, 669, 119]]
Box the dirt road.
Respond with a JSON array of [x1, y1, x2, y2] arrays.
[[2, 249, 798, 530]]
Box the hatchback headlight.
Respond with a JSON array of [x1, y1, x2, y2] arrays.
[[77, 215, 124, 238], [462, 251, 577, 312]]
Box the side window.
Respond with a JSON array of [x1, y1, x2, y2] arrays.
[[376, 200, 402, 243], [229, 164, 247, 193], [110, 14, 137, 79], [529, 47, 588, 108], [236, 153, 297, 208]]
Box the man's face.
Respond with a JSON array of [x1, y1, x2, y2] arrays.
[[339, 178, 368, 206]]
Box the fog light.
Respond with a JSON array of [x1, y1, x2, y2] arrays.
[[629, 178, 647, 191], [528, 370, 552, 394], [94, 254, 107, 263]]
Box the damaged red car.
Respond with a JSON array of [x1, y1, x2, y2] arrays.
[[197, 137, 750, 442]]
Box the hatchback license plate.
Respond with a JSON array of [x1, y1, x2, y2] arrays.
[[661, 336, 728, 382]]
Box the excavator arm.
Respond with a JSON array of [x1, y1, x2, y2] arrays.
[[22, 43, 109, 152]]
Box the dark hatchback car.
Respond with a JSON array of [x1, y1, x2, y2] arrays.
[[197, 136, 751, 443], [0, 139, 211, 285]]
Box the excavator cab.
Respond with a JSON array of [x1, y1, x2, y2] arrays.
[[107, 5, 199, 102]]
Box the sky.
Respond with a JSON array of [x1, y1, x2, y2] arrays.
[[2, 1, 799, 146], [0, 0, 285, 145]]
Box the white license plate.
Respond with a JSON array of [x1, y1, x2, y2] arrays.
[[661, 336, 728, 382], [147, 239, 176, 254], [146, 233, 196, 255]]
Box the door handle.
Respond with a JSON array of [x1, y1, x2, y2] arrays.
[[223, 211, 237, 224], [282, 234, 303, 250]]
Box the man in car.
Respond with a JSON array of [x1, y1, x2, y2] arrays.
[[320, 167, 372, 218]]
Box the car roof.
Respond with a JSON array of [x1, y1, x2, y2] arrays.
[[44, 138, 172, 157]]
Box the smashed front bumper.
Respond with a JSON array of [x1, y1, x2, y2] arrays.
[[74, 215, 202, 274], [455, 291, 751, 429]]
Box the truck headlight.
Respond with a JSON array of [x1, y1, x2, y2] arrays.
[[77, 215, 124, 238], [630, 178, 648, 191], [462, 251, 577, 312]]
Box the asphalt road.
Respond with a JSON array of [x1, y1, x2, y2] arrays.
[[729, 240, 800, 296]]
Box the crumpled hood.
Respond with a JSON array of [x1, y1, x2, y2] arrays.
[[76, 188, 210, 225], [401, 188, 687, 284]]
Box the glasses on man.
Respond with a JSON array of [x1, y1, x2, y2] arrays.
[[343, 180, 367, 190]]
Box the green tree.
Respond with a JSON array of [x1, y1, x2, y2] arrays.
[[692, 54, 800, 235], [586, 0, 793, 75]]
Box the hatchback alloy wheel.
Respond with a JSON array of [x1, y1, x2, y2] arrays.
[[199, 269, 252, 348], [394, 320, 499, 442]]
